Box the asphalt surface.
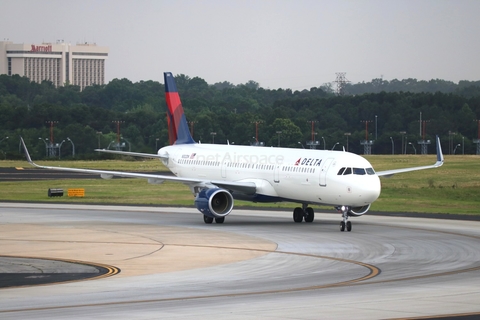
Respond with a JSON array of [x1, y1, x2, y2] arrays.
[[0, 256, 118, 288], [1, 204, 480, 319]]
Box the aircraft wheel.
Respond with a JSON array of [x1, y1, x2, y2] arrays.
[[203, 215, 214, 224], [340, 221, 345, 232], [293, 207, 304, 223], [304, 207, 314, 223], [215, 217, 225, 224], [346, 221, 352, 232]]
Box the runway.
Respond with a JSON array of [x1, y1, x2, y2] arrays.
[[1, 203, 480, 319]]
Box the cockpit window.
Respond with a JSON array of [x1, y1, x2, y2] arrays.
[[353, 168, 366, 175], [339, 167, 375, 176]]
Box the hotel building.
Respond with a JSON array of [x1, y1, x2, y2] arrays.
[[0, 40, 108, 90]]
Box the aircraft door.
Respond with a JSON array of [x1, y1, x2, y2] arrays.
[[221, 160, 227, 178], [319, 158, 334, 187], [274, 165, 280, 183]]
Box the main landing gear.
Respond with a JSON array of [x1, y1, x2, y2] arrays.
[[293, 204, 315, 223], [203, 215, 225, 224], [338, 206, 352, 232]]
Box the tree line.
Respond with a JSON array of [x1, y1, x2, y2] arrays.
[[0, 73, 479, 160]]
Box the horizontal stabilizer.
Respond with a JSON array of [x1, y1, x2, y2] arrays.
[[94, 149, 168, 160]]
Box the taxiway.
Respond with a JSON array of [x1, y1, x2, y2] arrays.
[[1, 203, 480, 319]]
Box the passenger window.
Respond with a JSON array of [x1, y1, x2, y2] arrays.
[[337, 167, 345, 175], [353, 168, 366, 175], [343, 167, 352, 175]]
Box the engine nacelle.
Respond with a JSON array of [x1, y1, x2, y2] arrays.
[[348, 204, 371, 216], [194, 188, 234, 218]]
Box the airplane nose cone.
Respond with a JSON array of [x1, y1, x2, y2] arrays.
[[348, 176, 381, 206], [366, 176, 381, 202], [357, 175, 381, 204]]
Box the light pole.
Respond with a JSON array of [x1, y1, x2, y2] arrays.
[[39, 137, 48, 157], [408, 142, 416, 155], [390, 137, 394, 155], [400, 131, 406, 154], [344, 133, 351, 152], [448, 131, 456, 154], [96, 131, 102, 149], [67, 137, 75, 157], [252, 121, 262, 143], [453, 144, 461, 155], [58, 140, 66, 159], [156, 138, 160, 151], [210, 132, 216, 144], [298, 142, 305, 149], [0, 137, 8, 159], [122, 136, 131, 151], [375, 115, 378, 140], [321, 136, 326, 150], [188, 121, 197, 138], [332, 142, 340, 150], [276, 131, 282, 147]]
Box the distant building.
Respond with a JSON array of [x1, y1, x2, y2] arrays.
[[0, 40, 108, 90]]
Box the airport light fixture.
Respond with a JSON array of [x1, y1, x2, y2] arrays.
[[58, 140, 66, 159], [96, 131, 103, 149], [408, 142, 416, 155], [121, 136, 131, 152], [344, 133, 351, 152], [453, 144, 461, 155], [210, 132, 216, 144], [67, 137, 75, 157]]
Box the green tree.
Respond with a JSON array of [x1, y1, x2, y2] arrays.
[[267, 118, 302, 148]]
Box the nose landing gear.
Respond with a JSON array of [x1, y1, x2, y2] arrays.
[[338, 206, 352, 232]]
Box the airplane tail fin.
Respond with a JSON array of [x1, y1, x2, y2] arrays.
[[164, 72, 195, 145]]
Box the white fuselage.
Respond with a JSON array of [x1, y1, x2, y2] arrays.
[[158, 143, 381, 207]]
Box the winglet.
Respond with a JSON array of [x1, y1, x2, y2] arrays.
[[20, 137, 38, 167], [435, 135, 444, 166], [375, 135, 444, 177]]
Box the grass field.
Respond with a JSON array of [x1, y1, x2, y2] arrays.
[[0, 155, 479, 215]]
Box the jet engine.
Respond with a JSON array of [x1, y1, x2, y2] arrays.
[[194, 188, 234, 218], [348, 204, 371, 216]]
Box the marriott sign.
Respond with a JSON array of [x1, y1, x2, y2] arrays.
[[30, 44, 52, 52]]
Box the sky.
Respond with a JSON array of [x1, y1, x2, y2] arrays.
[[1, 0, 480, 90]]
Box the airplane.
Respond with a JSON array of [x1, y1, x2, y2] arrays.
[[20, 72, 445, 232]]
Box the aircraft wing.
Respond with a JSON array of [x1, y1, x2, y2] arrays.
[[376, 135, 444, 177], [94, 149, 168, 160], [20, 137, 256, 195]]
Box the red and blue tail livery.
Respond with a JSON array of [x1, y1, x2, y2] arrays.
[[164, 72, 195, 145]]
